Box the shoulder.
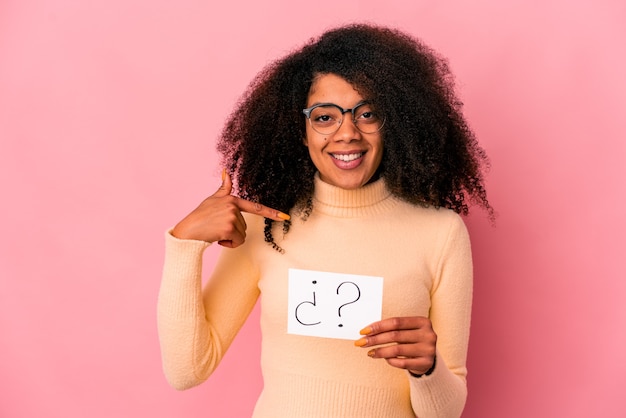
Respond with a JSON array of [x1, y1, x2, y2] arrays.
[[391, 199, 470, 246], [394, 198, 466, 228]]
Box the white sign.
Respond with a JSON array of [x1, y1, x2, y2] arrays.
[[287, 268, 384, 340]]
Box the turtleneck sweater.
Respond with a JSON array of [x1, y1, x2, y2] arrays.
[[158, 175, 473, 418]]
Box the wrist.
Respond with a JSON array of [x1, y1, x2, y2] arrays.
[[408, 356, 436, 378]]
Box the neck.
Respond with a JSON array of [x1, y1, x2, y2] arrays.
[[311, 173, 396, 218]]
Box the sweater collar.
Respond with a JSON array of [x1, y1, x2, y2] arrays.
[[311, 173, 395, 218]]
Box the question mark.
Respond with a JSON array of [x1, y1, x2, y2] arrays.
[[336, 281, 361, 327], [295, 280, 321, 326]]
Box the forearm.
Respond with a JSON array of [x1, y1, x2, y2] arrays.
[[157, 231, 216, 389], [157, 230, 261, 390]]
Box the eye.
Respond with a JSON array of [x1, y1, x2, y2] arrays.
[[314, 114, 334, 123], [355, 105, 380, 123], [310, 106, 340, 126]]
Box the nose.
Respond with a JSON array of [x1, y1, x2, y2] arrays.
[[333, 114, 361, 142]]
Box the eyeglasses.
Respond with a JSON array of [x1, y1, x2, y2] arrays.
[[302, 101, 385, 135]]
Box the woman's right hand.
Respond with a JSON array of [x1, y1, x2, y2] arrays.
[[171, 170, 290, 248]]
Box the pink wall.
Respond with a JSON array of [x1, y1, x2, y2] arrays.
[[1, 1, 624, 417]]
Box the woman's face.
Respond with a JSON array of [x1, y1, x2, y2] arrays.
[[303, 73, 383, 190]]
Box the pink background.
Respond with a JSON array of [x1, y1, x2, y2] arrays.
[[1, 1, 625, 417]]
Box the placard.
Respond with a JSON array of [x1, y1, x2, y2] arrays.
[[287, 268, 384, 340]]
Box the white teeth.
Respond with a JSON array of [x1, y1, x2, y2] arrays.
[[332, 153, 363, 162]]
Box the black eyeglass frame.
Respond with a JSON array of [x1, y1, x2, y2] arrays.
[[302, 101, 385, 134]]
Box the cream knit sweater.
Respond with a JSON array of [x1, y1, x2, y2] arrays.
[[158, 175, 473, 418]]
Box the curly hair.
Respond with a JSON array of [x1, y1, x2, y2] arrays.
[[217, 23, 492, 251]]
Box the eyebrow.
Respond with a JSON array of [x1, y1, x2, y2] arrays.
[[306, 101, 368, 109]]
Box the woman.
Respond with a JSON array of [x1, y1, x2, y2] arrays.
[[158, 23, 492, 417]]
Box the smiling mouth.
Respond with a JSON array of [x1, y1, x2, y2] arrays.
[[331, 152, 363, 162]]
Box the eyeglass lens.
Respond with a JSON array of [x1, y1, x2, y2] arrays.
[[308, 103, 383, 135]]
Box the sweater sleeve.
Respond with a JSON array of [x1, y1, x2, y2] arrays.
[[408, 214, 473, 418], [157, 230, 260, 390]]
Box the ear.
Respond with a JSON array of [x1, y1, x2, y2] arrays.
[[302, 137, 308, 146]]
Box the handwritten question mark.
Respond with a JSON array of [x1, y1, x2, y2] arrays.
[[295, 280, 322, 326], [336, 281, 361, 327]]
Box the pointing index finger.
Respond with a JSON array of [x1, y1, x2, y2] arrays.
[[235, 197, 290, 222]]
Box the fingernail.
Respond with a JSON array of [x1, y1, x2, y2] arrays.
[[221, 168, 226, 181], [354, 338, 367, 347], [359, 326, 372, 335], [278, 212, 290, 221], [367, 349, 376, 357]]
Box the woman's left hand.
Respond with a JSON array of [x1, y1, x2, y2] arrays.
[[355, 316, 437, 376]]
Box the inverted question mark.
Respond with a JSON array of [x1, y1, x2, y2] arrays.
[[336, 281, 361, 327], [295, 280, 322, 326]]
